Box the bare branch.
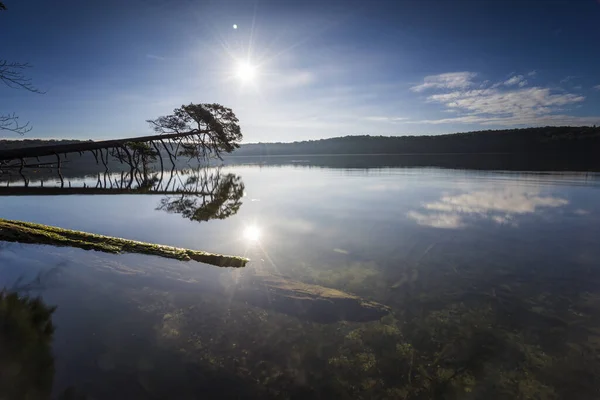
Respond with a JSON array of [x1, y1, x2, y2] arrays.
[[0, 113, 31, 135], [0, 60, 45, 93]]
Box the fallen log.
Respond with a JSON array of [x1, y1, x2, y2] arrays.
[[0, 218, 248, 268]]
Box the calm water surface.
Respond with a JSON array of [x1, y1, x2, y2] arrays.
[[1, 162, 600, 399]]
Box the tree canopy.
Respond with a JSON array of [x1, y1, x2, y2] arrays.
[[147, 103, 243, 160]]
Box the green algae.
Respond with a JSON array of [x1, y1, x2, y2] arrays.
[[0, 218, 248, 268]]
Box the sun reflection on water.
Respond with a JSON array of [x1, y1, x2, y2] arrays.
[[243, 225, 261, 242]]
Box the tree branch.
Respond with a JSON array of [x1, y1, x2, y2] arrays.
[[0, 60, 45, 93], [0, 113, 32, 135]]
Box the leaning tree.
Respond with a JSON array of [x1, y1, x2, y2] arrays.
[[147, 103, 242, 161], [0, 103, 247, 266], [0, 103, 243, 183]]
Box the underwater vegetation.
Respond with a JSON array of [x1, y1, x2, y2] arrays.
[[0, 290, 55, 399], [116, 256, 600, 400], [2, 238, 600, 399], [121, 234, 600, 399]]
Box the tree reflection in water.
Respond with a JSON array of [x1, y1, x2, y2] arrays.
[[156, 169, 244, 223], [0, 274, 60, 400], [0, 166, 246, 225], [0, 291, 55, 399]]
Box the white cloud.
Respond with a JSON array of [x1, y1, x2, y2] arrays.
[[409, 72, 599, 126], [594, 85, 600, 91], [527, 70, 537, 77], [407, 211, 465, 229], [333, 248, 349, 254], [366, 183, 407, 192], [364, 116, 408, 123], [407, 186, 569, 229], [410, 72, 477, 92], [560, 75, 576, 84], [428, 86, 583, 114], [504, 75, 526, 86], [491, 215, 517, 226], [417, 113, 600, 127], [573, 209, 590, 215], [424, 188, 568, 214]]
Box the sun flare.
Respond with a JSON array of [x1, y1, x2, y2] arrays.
[[243, 225, 261, 242], [236, 62, 257, 83]]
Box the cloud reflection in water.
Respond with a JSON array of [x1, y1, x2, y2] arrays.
[[408, 186, 569, 229]]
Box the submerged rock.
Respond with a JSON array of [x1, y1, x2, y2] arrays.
[[230, 272, 390, 323]]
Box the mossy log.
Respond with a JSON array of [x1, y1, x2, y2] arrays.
[[0, 218, 248, 268], [231, 272, 391, 323]]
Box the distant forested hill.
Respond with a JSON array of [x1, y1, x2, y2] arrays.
[[1, 126, 599, 175], [2, 126, 599, 157], [231, 126, 600, 156], [0, 139, 88, 150]]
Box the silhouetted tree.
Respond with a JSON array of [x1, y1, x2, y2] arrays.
[[0, 103, 243, 176], [147, 103, 243, 160]]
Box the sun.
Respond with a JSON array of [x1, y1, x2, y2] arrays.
[[243, 225, 261, 242], [236, 61, 257, 83]]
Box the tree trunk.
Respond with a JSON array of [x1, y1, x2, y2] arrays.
[[0, 131, 201, 161]]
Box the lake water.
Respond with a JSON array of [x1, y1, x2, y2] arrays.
[[1, 159, 600, 399]]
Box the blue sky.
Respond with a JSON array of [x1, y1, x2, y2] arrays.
[[1, 0, 600, 142]]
